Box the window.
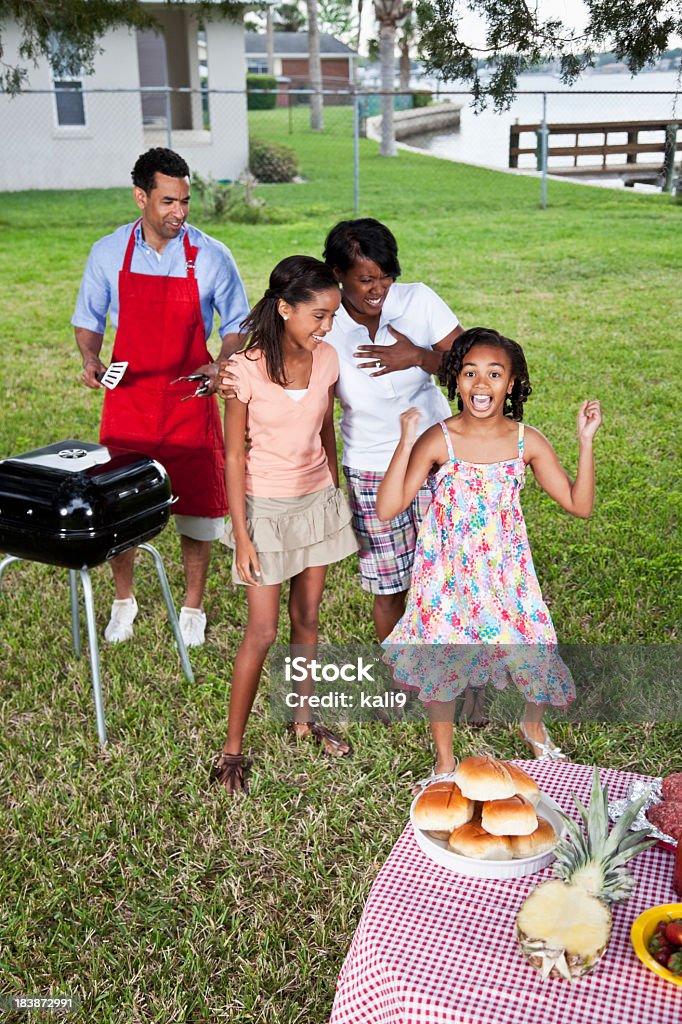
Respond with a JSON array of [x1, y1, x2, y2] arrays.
[[49, 33, 86, 127], [248, 60, 270, 75], [54, 80, 85, 126]]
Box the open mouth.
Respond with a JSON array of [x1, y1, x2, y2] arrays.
[[365, 296, 384, 307], [312, 334, 325, 343], [471, 395, 493, 411]]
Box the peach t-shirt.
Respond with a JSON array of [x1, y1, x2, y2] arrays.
[[229, 342, 339, 497]]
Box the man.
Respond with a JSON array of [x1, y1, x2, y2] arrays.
[[73, 147, 249, 648]]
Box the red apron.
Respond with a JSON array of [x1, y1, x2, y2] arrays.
[[100, 220, 228, 517]]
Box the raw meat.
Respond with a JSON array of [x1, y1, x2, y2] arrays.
[[647, 800, 682, 840], [662, 772, 682, 801]]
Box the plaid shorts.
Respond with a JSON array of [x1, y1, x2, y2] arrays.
[[343, 466, 433, 595]]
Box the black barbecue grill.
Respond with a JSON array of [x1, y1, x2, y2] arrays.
[[0, 440, 195, 744]]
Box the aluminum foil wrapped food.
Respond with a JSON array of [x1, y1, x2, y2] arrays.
[[608, 777, 679, 848]]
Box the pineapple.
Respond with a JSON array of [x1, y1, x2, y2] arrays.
[[516, 766, 656, 981]]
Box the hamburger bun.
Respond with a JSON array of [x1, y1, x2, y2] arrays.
[[510, 816, 557, 859], [454, 756, 515, 801], [413, 781, 475, 832], [447, 821, 513, 860], [503, 762, 541, 806], [481, 794, 538, 836]]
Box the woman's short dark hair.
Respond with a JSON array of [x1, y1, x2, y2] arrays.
[[131, 148, 190, 193], [239, 255, 340, 386], [323, 218, 401, 279], [441, 327, 533, 421]]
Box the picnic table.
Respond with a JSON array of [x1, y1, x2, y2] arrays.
[[330, 760, 680, 1024]]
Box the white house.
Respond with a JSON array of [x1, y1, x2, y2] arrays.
[[0, 1, 253, 192]]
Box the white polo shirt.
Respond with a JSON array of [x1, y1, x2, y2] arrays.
[[326, 281, 459, 471]]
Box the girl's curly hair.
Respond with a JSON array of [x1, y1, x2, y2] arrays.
[[440, 327, 532, 421]]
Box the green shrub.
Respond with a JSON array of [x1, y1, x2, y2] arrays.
[[192, 169, 290, 224], [411, 90, 433, 109], [192, 171, 238, 219], [249, 139, 299, 183], [246, 74, 277, 110]]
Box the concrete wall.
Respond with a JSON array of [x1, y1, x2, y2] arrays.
[[0, 23, 145, 191], [198, 17, 249, 182], [365, 103, 462, 143], [0, 12, 249, 192]]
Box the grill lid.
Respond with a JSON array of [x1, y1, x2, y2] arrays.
[[0, 439, 174, 569]]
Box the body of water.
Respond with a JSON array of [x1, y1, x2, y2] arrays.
[[404, 69, 681, 189]]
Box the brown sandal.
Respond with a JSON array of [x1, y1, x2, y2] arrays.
[[286, 721, 353, 758], [211, 752, 253, 794]]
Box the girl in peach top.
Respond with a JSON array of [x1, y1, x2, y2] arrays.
[[213, 256, 358, 794]]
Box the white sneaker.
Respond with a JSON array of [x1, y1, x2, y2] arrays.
[[104, 596, 138, 643], [179, 606, 207, 648]]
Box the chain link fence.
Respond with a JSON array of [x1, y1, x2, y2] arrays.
[[2, 84, 680, 208]]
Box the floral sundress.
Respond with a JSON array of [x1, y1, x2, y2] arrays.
[[382, 420, 575, 707]]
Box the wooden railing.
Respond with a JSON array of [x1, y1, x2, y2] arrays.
[[509, 119, 682, 188]]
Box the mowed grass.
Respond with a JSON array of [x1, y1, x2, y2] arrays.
[[0, 106, 681, 1022]]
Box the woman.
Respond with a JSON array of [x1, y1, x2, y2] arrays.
[[322, 218, 463, 641]]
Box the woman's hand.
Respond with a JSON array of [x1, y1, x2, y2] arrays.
[[235, 537, 262, 586], [355, 326, 422, 376], [577, 400, 602, 442]]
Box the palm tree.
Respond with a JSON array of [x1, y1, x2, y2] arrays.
[[373, 0, 407, 156], [306, 0, 324, 130], [266, 8, 274, 75], [398, 2, 415, 90], [355, 0, 364, 57]]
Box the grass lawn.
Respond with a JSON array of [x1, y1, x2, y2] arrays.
[[1, 106, 680, 1022]]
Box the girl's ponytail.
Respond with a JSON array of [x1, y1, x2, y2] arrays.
[[239, 256, 339, 386], [239, 293, 287, 385]]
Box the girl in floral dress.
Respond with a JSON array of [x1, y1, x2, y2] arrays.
[[377, 327, 602, 774]]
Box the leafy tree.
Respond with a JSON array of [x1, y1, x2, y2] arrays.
[[245, 3, 307, 33], [274, 2, 307, 32], [318, 0, 357, 46], [0, 0, 245, 94], [416, 0, 682, 110]]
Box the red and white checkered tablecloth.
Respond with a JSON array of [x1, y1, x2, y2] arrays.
[[330, 760, 681, 1024]]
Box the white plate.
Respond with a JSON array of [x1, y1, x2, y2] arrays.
[[410, 791, 567, 879]]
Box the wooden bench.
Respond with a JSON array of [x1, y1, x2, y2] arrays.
[[509, 119, 682, 188]]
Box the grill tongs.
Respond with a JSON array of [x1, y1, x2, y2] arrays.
[[170, 373, 211, 401]]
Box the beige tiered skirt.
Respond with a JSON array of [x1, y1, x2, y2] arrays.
[[222, 485, 359, 586]]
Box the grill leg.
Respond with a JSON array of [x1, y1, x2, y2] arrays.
[[0, 554, 20, 588], [138, 542, 194, 684], [69, 569, 82, 657], [79, 568, 107, 748]]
